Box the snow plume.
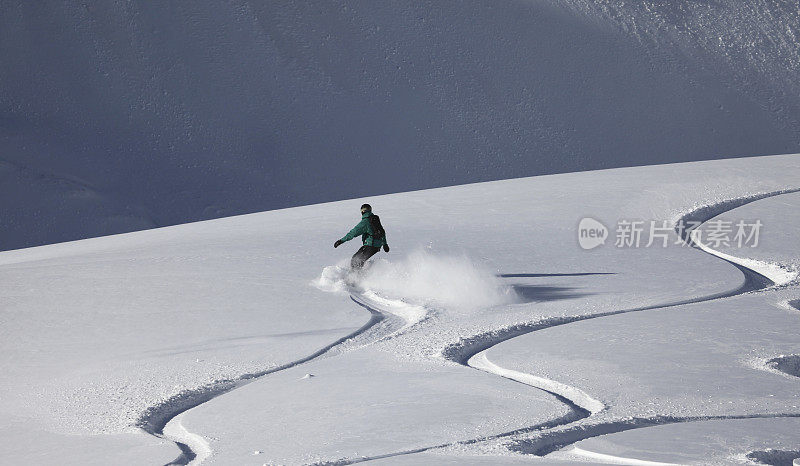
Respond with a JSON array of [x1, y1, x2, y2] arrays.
[[313, 261, 352, 293], [314, 249, 517, 311], [359, 249, 516, 311]]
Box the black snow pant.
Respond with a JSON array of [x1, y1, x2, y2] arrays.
[[351, 245, 380, 269]]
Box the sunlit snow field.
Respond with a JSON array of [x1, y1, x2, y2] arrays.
[[1, 153, 799, 465]]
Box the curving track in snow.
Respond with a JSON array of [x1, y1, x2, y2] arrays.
[[329, 188, 800, 464], [486, 188, 800, 459], [143, 189, 800, 465], [138, 294, 411, 466]]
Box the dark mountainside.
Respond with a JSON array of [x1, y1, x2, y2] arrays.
[[1, 1, 798, 250]]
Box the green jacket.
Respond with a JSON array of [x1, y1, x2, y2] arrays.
[[339, 211, 388, 248]]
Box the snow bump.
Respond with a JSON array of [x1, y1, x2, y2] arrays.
[[746, 449, 800, 466], [766, 356, 800, 379]]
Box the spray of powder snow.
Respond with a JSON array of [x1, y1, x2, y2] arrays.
[[358, 249, 517, 310], [314, 249, 518, 310], [313, 262, 351, 293]]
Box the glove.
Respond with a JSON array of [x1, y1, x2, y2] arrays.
[[383, 244, 390, 252], [334, 240, 343, 248]]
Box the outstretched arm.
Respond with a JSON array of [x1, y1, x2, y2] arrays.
[[339, 219, 368, 243]]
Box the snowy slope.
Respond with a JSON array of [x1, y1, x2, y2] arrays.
[[3, 154, 797, 464], [3, 1, 800, 250], [522, 192, 800, 465]]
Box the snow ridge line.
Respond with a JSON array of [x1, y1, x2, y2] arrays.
[[509, 413, 800, 456], [677, 187, 800, 287], [314, 402, 584, 466], [745, 448, 800, 466], [469, 353, 604, 414], [779, 299, 800, 313], [765, 355, 800, 379], [137, 302, 388, 466], [162, 414, 212, 466], [568, 446, 680, 466], [349, 290, 430, 339]]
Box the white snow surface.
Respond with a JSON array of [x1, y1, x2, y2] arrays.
[[1, 153, 800, 464], [554, 417, 800, 465]]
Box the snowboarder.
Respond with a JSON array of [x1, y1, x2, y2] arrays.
[[334, 204, 389, 269]]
